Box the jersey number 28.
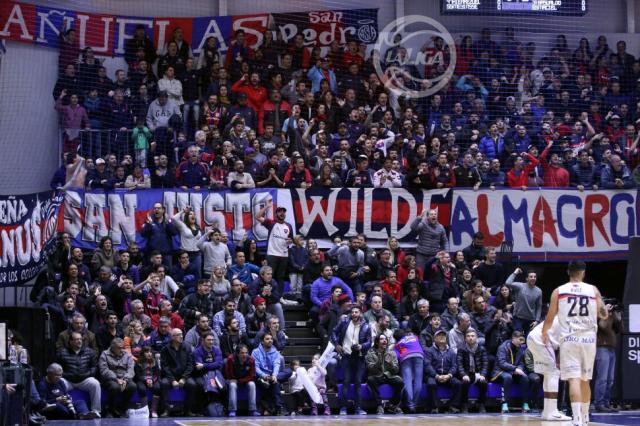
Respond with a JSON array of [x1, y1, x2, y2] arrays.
[[567, 296, 589, 317]]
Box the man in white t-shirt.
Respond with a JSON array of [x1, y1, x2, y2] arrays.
[[542, 260, 607, 426], [255, 198, 294, 295]]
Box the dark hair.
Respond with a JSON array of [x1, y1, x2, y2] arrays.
[[98, 236, 112, 249], [105, 310, 118, 319]]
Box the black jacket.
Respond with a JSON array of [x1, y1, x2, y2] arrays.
[[57, 346, 98, 383], [219, 331, 251, 358], [160, 343, 194, 381], [179, 292, 215, 331], [456, 344, 489, 377]]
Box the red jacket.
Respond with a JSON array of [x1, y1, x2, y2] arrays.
[[381, 279, 402, 303], [258, 100, 291, 134], [539, 146, 570, 187], [506, 154, 540, 188], [224, 355, 255, 385], [231, 80, 268, 114]]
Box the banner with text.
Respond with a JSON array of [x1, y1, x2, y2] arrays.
[[0, 191, 62, 287], [449, 189, 638, 261], [52, 188, 639, 262], [0, 2, 378, 55]]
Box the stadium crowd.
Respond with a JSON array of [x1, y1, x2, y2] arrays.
[[27, 24, 631, 420], [50, 27, 640, 191]]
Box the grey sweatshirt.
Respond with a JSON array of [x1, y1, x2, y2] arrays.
[[506, 273, 543, 321]]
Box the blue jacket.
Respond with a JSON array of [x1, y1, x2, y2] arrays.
[[492, 340, 526, 379], [227, 262, 260, 286], [570, 163, 597, 187], [307, 66, 338, 94], [176, 161, 209, 188], [288, 246, 308, 272], [251, 343, 281, 378], [148, 330, 171, 353], [600, 164, 635, 189], [192, 344, 224, 376], [479, 135, 506, 160], [141, 219, 176, 255], [425, 345, 457, 378], [310, 276, 353, 307], [330, 317, 371, 356]]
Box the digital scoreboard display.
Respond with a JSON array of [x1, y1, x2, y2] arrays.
[[441, 0, 588, 16]]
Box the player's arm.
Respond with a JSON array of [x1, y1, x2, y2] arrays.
[[541, 288, 559, 345], [594, 287, 609, 320]]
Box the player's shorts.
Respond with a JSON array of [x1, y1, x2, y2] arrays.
[[527, 340, 558, 375], [559, 334, 596, 381]]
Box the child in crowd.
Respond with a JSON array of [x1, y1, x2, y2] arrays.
[[131, 119, 153, 167], [307, 354, 331, 415], [288, 235, 307, 298]]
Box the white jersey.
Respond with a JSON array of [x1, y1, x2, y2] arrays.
[[557, 281, 598, 341], [528, 317, 560, 350]]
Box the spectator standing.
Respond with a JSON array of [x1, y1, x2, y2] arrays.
[[331, 306, 371, 416], [255, 199, 294, 294], [197, 228, 231, 278], [410, 209, 448, 272], [473, 247, 505, 293], [600, 154, 636, 188], [141, 203, 176, 268], [505, 268, 543, 335], [594, 302, 623, 412], [394, 329, 424, 413], [171, 206, 203, 274]]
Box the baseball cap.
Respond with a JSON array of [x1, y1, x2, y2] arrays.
[[253, 296, 266, 306], [337, 294, 351, 305], [610, 114, 621, 120], [244, 147, 256, 156], [275, 206, 287, 213], [434, 329, 447, 337], [338, 122, 347, 128], [95, 158, 105, 165], [542, 67, 552, 73]]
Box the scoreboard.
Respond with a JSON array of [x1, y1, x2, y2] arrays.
[[441, 0, 588, 16]]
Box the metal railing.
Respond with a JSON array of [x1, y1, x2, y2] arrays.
[[59, 128, 180, 166]]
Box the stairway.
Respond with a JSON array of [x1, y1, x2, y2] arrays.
[[282, 304, 321, 365]]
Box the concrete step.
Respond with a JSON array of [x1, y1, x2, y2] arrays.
[[283, 344, 321, 357], [285, 320, 313, 329], [287, 337, 321, 346], [285, 327, 317, 339]]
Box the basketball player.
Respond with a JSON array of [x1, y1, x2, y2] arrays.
[[542, 261, 608, 426], [527, 318, 571, 421]]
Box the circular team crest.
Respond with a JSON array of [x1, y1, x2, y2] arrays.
[[357, 19, 378, 44], [373, 15, 457, 99]]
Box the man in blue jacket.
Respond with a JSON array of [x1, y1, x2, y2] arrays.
[[252, 333, 290, 416], [425, 329, 461, 414], [309, 266, 353, 321], [491, 330, 531, 414], [192, 332, 224, 410], [141, 203, 176, 269], [331, 306, 371, 415]]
